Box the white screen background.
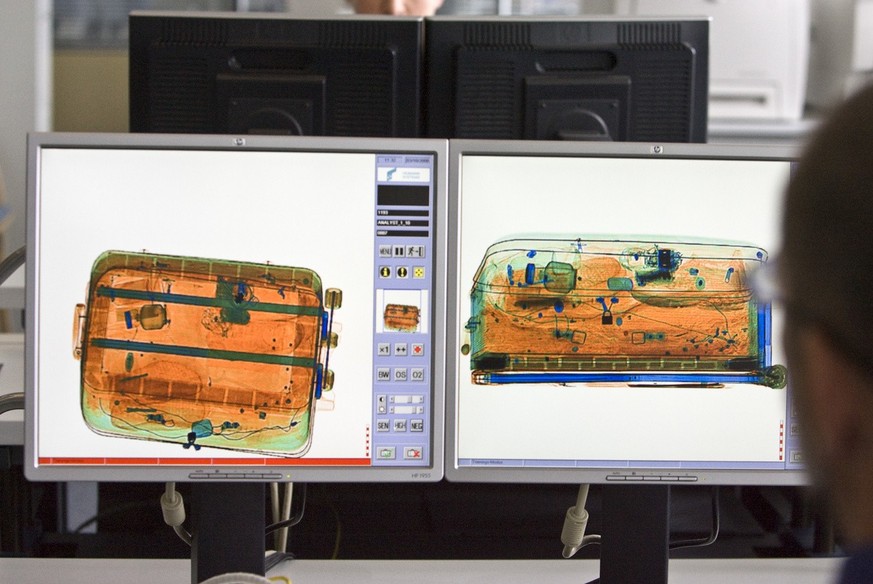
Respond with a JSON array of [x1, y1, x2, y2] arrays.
[[35, 148, 377, 461], [455, 155, 792, 465]]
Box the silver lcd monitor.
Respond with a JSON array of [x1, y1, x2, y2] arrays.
[[446, 139, 806, 487], [25, 133, 447, 483]]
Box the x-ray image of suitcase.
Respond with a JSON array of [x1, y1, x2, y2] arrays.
[[73, 251, 342, 457], [383, 304, 420, 332], [464, 237, 786, 388]]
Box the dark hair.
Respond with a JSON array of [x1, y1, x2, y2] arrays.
[[782, 84, 873, 366]]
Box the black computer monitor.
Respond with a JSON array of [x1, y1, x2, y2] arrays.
[[129, 12, 424, 137], [446, 139, 805, 583], [25, 133, 447, 581], [425, 16, 709, 142]]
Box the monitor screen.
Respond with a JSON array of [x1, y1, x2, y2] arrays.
[[446, 140, 805, 486], [25, 133, 447, 483], [424, 17, 709, 142], [129, 12, 424, 137]]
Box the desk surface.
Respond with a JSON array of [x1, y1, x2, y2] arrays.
[[0, 558, 844, 584]]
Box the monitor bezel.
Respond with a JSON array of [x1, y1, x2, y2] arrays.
[[445, 138, 806, 486], [25, 132, 448, 483], [424, 15, 710, 142], [128, 11, 425, 138]]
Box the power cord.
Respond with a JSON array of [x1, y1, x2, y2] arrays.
[[160, 482, 300, 576], [669, 486, 721, 550], [0, 247, 27, 416], [560, 484, 602, 558], [265, 483, 307, 535], [0, 392, 24, 415], [0, 245, 24, 287], [161, 482, 192, 545], [270, 482, 294, 552], [161, 481, 307, 548], [559, 484, 721, 559]]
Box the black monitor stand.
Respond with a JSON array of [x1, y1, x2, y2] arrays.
[[190, 483, 266, 583], [589, 484, 670, 584]]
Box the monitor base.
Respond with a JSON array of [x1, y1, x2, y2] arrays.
[[191, 482, 266, 583], [588, 484, 670, 584]]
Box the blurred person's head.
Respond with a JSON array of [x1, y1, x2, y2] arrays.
[[348, 0, 444, 15], [781, 84, 873, 546]]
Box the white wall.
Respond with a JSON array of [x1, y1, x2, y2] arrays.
[[0, 0, 52, 253], [807, 0, 873, 109]]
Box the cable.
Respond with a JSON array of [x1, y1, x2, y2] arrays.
[[163, 480, 306, 548], [162, 480, 307, 549], [265, 551, 295, 573], [161, 482, 192, 546], [269, 482, 295, 552], [328, 499, 343, 560], [270, 483, 281, 550], [266, 483, 299, 573], [0, 245, 25, 286], [561, 484, 601, 558], [560, 484, 719, 562], [265, 483, 306, 535], [0, 392, 24, 415], [0, 248, 26, 416], [669, 486, 721, 550], [277, 482, 293, 553]]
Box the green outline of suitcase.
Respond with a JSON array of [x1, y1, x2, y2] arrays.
[[464, 237, 785, 388], [73, 251, 342, 457]]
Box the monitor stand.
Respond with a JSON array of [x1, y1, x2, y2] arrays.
[[589, 484, 670, 584], [190, 483, 266, 583]]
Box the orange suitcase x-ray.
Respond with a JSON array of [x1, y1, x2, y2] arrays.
[[383, 303, 421, 333], [463, 237, 786, 388], [73, 251, 341, 457]]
